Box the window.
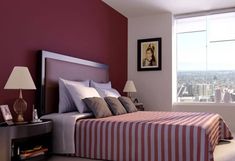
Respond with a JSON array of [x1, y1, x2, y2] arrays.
[[175, 12, 235, 103]]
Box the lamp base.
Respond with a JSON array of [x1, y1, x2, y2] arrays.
[[13, 96, 27, 122], [127, 92, 135, 102], [17, 114, 24, 122], [127, 92, 131, 98]]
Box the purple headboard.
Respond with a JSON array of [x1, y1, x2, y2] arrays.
[[39, 50, 109, 116]]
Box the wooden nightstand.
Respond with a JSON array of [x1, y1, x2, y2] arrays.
[[0, 120, 52, 161], [134, 103, 144, 111]]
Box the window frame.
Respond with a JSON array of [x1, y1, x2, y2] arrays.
[[174, 10, 235, 104]]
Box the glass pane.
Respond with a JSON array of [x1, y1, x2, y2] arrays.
[[177, 31, 208, 102], [207, 41, 235, 101], [177, 31, 207, 71]]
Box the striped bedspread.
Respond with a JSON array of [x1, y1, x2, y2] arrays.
[[75, 111, 232, 161]]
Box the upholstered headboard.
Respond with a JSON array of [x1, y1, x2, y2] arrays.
[[39, 50, 109, 116]]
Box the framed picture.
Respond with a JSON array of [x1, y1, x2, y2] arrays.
[[0, 105, 13, 125], [137, 38, 162, 71]]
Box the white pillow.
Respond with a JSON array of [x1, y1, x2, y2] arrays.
[[90, 80, 112, 89], [96, 88, 121, 98], [65, 82, 101, 113], [58, 78, 89, 113]]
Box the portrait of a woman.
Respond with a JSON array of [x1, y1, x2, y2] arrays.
[[142, 43, 157, 66]]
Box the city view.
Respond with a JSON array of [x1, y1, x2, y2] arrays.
[[177, 70, 235, 102]]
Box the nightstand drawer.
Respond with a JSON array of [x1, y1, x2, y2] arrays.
[[9, 121, 52, 139]]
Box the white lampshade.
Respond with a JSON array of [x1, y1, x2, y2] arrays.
[[4, 66, 36, 90], [123, 80, 137, 92]]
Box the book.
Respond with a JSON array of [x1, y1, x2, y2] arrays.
[[20, 148, 48, 160]]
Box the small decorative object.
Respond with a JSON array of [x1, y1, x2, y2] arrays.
[[223, 90, 231, 103], [0, 105, 14, 125], [32, 105, 41, 123], [133, 98, 139, 103], [123, 80, 137, 101], [215, 88, 222, 103], [4, 66, 36, 122], [138, 37, 162, 71]]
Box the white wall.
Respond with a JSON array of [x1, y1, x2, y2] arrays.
[[128, 13, 173, 111], [128, 13, 235, 132]]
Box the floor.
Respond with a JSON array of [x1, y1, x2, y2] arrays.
[[48, 134, 235, 161], [214, 138, 235, 161], [48, 156, 94, 161]]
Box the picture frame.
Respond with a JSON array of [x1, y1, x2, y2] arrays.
[[137, 38, 162, 71], [0, 105, 14, 125]]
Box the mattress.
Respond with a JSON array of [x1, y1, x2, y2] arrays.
[[75, 111, 232, 161]]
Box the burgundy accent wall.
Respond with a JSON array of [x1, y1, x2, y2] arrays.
[[0, 0, 127, 121]]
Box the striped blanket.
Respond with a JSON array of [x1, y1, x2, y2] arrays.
[[75, 111, 232, 161]]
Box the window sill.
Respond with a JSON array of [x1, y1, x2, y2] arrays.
[[173, 102, 235, 107]]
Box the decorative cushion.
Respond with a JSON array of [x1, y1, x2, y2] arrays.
[[90, 80, 112, 89], [83, 97, 112, 118], [96, 88, 121, 98], [65, 82, 100, 113], [104, 97, 127, 115], [58, 78, 89, 113], [118, 96, 138, 113]]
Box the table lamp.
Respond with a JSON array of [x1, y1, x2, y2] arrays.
[[4, 66, 36, 122], [123, 80, 137, 99]]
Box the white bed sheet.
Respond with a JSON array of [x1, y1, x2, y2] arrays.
[[41, 112, 93, 154]]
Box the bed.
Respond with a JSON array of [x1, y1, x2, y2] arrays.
[[39, 50, 233, 161]]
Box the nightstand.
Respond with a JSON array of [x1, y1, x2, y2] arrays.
[[134, 103, 144, 111], [0, 120, 52, 161]]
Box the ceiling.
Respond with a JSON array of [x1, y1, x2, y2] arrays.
[[102, 0, 235, 18]]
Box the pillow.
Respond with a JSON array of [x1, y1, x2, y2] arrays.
[[65, 82, 100, 113], [90, 80, 111, 89], [83, 97, 112, 118], [118, 96, 138, 113], [104, 97, 127, 115], [96, 88, 121, 98], [58, 78, 89, 113]]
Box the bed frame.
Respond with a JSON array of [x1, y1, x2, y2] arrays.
[[38, 50, 109, 116]]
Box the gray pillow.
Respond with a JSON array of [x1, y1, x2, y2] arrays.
[[104, 97, 127, 115], [83, 97, 112, 118], [118, 96, 138, 113]]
